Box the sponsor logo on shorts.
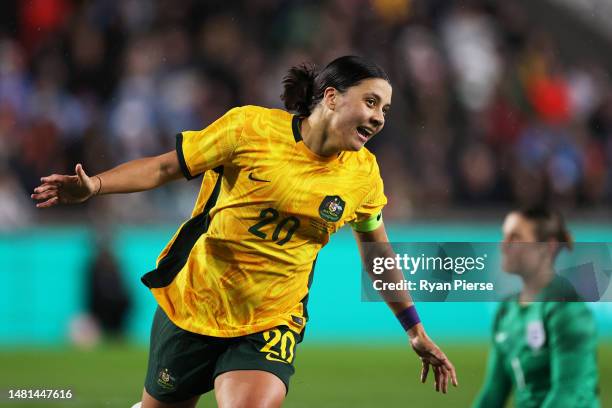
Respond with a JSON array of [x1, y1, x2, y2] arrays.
[[157, 368, 177, 390]]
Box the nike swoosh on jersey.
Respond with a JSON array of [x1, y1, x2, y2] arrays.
[[495, 332, 508, 343], [248, 172, 271, 183]]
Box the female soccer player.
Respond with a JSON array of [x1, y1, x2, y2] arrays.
[[473, 207, 600, 408], [32, 56, 457, 408]]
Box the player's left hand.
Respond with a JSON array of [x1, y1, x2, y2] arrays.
[[408, 326, 458, 393]]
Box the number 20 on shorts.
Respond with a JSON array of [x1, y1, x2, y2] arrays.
[[260, 329, 296, 364]]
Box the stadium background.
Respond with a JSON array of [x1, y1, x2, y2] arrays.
[[1, 0, 611, 406]]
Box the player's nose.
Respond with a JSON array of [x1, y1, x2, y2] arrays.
[[370, 111, 384, 130]]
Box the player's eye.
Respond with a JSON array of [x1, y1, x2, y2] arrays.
[[366, 98, 376, 108]]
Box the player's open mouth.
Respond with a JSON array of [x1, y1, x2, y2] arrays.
[[356, 126, 374, 141]]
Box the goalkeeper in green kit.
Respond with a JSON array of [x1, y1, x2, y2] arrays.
[[473, 207, 600, 408]]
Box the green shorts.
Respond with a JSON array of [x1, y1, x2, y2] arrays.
[[144, 307, 302, 403]]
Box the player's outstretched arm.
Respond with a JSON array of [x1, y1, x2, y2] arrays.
[[353, 224, 458, 393], [32, 151, 183, 208]]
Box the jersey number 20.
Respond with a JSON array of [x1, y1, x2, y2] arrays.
[[248, 208, 300, 245]]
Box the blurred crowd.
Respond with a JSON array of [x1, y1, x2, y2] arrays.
[[1, 0, 611, 226]]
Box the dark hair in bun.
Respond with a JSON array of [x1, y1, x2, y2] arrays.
[[281, 55, 390, 116]]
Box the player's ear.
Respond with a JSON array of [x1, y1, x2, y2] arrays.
[[323, 87, 337, 111]]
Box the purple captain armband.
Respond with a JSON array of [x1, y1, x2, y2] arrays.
[[396, 305, 421, 331]]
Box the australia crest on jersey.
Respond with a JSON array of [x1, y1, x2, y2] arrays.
[[526, 320, 546, 350], [319, 195, 346, 222]]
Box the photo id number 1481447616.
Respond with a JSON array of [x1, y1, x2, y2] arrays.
[[8, 389, 73, 399]]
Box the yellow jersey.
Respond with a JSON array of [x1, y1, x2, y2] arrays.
[[141, 105, 387, 337]]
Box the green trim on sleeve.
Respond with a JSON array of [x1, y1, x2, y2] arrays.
[[351, 212, 383, 233]]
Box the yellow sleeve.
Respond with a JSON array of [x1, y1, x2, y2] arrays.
[[177, 107, 246, 179], [350, 160, 387, 232]]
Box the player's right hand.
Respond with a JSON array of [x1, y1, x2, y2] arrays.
[[31, 164, 98, 208]]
